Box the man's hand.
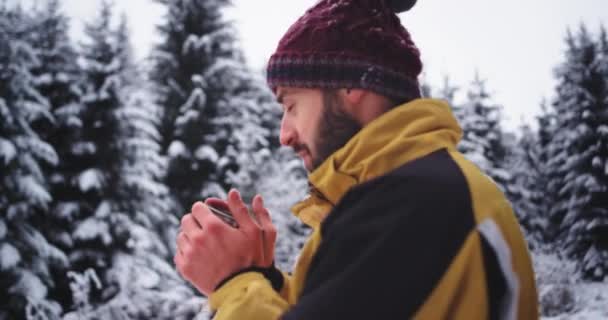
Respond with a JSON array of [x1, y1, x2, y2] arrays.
[[174, 189, 277, 296]]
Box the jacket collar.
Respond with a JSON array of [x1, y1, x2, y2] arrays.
[[291, 98, 462, 229]]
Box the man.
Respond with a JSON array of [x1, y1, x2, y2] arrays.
[[174, 0, 539, 318]]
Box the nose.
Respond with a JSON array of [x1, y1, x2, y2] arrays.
[[279, 114, 296, 147]]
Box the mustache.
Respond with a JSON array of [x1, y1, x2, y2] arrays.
[[293, 144, 308, 154]]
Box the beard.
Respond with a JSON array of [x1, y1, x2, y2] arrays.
[[309, 90, 362, 171]]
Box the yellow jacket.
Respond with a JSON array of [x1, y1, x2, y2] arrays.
[[209, 99, 539, 319]]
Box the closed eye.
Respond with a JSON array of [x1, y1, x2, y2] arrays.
[[286, 104, 295, 113]]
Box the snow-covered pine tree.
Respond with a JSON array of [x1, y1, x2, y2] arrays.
[[0, 4, 66, 319], [203, 58, 281, 200], [513, 103, 556, 246], [458, 73, 511, 190], [59, 11, 205, 319], [435, 75, 464, 126], [64, 88, 204, 320], [27, 0, 81, 117], [106, 13, 182, 263], [507, 121, 550, 249], [151, 0, 257, 212], [114, 86, 178, 260], [25, 0, 84, 309], [67, 0, 128, 295], [547, 25, 608, 280]]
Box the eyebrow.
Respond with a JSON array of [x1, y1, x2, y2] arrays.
[[277, 92, 285, 104], [276, 89, 296, 104]]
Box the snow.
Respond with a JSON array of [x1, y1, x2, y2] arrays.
[[178, 88, 206, 114], [14, 136, 59, 166], [123, 176, 169, 197], [182, 34, 203, 55], [34, 73, 53, 86], [54, 202, 79, 220], [66, 268, 102, 313], [168, 140, 188, 158], [135, 264, 161, 289], [123, 118, 162, 141], [200, 181, 227, 199], [77, 168, 104, 192], [73, 218, 112, 245], [0, 137, 17, 165], [0, 98, 11, 122], [174, 109, 200, 129], [94, 200, 112, 218], [55, 72, 70, 83], [115, 105, 158, 124], [67, 253, 206, 320], [16, 175, 52, 208], [544, 310, 608, 320], [9, 270, 47, 301], [71, 141, 96, 156], [194, 145, 219, 162], [120, 138, 162, 153], [20, 99, 53, 123], [0, 243, 21, 271], [534, 251, 608, 319], [126, 224, 164, 253]]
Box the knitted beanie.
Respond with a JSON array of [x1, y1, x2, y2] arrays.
[[266, 0, 422, 102]]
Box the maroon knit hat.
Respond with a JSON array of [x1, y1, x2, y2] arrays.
[[267, 0, 422, 102]]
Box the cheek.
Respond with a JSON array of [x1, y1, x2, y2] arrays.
[[298, 117, 319, 148], [294, 96, 325, 148], [307, 108, 325, 141]]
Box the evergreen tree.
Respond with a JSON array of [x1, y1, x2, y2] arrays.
[[0, 4, 65, 319], [458, 74, 510, 189], [25, 0, 84, 309], [205, 59, 281, 200], [113, 82, 180, 259], [67, 0, 130, 297], [152, 0, 267, 212], [507, 119, 551, 248], [547, 25, 608, 280], [62, 8, 203, 318], [27, 0, 81, 115]]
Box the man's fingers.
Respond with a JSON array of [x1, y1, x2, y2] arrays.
[[181, 214, 202, 237], [227, 189, 251, 227], [252, 195, 273, 229], [176, 231, 191, 254], [252, 195, 277, 266], [191, 201, 210, 227]]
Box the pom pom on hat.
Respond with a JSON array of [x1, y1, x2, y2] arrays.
[[386, 0, 417, 13]]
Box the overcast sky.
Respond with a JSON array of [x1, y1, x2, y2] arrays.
[[55, 0, 608, 130]]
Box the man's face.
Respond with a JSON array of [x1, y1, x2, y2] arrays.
[[277, 87, 361, 172]]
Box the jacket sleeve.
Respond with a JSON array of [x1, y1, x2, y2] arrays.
[[208, 272, 290, 319]]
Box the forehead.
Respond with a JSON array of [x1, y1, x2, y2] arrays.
[[276, 87, 319, 103]]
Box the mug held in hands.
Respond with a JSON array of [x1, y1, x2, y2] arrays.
[[174, 189, 277, 296]]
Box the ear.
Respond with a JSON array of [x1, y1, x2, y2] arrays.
[[340, 88, 366, 106]]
